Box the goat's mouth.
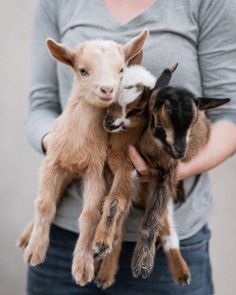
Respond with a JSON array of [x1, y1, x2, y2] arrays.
[[95, 94, 114, 103], [168, 147, 186, 159], [104, 122, 126, 133]]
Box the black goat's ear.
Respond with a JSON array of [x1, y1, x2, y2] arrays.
[[149, 89, 158, 111], [153, 63, 178, 90], [197, 97, 230, 110], [141, 85, 152, 101]]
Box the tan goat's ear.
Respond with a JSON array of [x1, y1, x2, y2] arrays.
[[123, 29, 149, 63], [46, 38, 75, 67], [128, 50, 143, 66]]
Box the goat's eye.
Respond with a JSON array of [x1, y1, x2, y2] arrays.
[[124, 85, 134, 90], [155, 122, 163, 128], [79, 68, 89, 76], [126, 108, 143, 118], [120, 68, 124, 74]]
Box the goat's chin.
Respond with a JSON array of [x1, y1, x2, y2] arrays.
[[84, 96, 114, 108]]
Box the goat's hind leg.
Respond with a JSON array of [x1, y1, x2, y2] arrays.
[[131, 176, 172, 279], [160, 200, 191, 286], [24, 159, 70, 266]]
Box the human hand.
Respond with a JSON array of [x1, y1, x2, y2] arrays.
[[128, 145, 153, 182], [128, 144, 189, 182]]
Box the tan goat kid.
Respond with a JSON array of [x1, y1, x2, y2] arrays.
[[17, 31, 149, 286]]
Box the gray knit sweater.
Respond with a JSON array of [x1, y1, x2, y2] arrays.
[[27, 0, 236, 240]]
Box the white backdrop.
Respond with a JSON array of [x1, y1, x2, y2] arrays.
[[0, 1, 235, 294]]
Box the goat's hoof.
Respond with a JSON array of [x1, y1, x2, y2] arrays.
[[95, 276, 115, 290], [95, 261, 115, 289], [131, 243, 155, 279], [93, 241, 112, 260], [72, 255, 94, 286], [170, 255, 191, 286], [24, 238, 48, 266], [178, 277, 191, 287], [17, 235, 30, 249], [177, 272, 191, 287]]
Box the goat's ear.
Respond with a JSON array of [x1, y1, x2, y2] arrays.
[[149, 90, 158, 111], [197, 97, 230, 110], [123, 29, 149, 63], [46, 38, 75, 67], [128, 50, 143, 66], [153, 63, 178, 90]]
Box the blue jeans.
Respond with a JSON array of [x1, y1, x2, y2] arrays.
[[27, 224, 214, 295]]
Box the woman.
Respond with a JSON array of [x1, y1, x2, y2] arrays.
[[27, 0, 236, 294]]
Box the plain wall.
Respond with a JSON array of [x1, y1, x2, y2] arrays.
[[0, 1, 235, 294]]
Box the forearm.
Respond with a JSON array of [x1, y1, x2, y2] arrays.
[[177, 121, 236, 181]]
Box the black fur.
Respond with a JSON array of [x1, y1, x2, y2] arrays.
[[105, 199, 117, 229], [132, 86, 230, 278]]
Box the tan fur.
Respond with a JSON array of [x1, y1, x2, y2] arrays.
[[17, 30, 149, 286], [95, 227, 124, 289], [92, 93, 148, 260]]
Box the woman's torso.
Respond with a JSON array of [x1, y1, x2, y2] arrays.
[[53, 0, 213, 240]]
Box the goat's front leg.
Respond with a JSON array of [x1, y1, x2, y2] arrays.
[[93, 167, 138, 260], [132, 170, 176, 279], [95, 226, 124, 289], [72, 170, 106, 286], [160, 200, 191, 286], [24, 159, 70, 266]]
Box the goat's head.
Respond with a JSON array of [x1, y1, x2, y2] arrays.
[[104, 65, 156, 132], [150, 86, 230, 159], [46, 30, 149, 108]]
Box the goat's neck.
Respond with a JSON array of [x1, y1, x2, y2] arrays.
[[53, 83, 107, 162], [65, 86, 106, 140]]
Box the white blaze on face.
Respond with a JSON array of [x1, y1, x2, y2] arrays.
[[120, 65, 156, 107], [165, 128, 174, 146], [111, 65, 156, 129]]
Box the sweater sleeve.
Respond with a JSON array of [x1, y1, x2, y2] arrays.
[[27, 0, 61, 154], [198, 0, 236, 125]]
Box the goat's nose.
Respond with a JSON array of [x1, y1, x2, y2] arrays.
[[174, 145, 185, 157], [100, 86, 114, 95], [104, 115, 114, 126]]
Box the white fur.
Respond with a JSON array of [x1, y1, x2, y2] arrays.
[[87, 39, 116, 49], [119, 65, 156, 106], [131, 170, 138, 180], [112, 116, 130, 132], [122, 65, 156, 89], [162, 200, 179, 252]]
